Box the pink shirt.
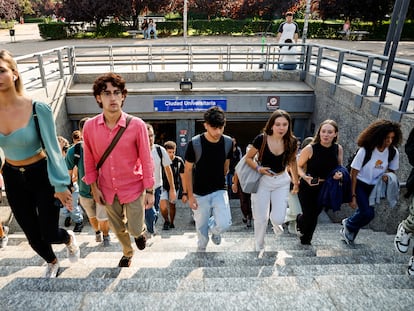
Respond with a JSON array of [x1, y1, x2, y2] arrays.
[[83, 112, 155, 205]]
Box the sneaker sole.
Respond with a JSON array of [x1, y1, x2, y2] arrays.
[[394, 240, 410, 253]]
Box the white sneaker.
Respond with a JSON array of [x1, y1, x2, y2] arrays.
[[257, 249, 265, 259], [43, 261, 60, 278], [340, 218, 354, 245], [408, 256, 414, 276], [394, 222, 412, 254], [0, 226, 9, 248], [66, 230, 80, 263]]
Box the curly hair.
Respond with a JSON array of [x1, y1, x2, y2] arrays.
[[92, 72, 127, 108], [263, 109, 297, 166], [357, 119, 402, 151]]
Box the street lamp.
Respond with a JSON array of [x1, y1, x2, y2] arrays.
[[183, 0, 188, 43]]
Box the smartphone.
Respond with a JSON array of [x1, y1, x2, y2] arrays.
[[267, 169, 277, 176], [310, 177, 319, 185]]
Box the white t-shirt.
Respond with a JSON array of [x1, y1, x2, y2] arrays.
[[351, 147, 399, 185], [279, 45, 297, 63], [151, 144, 172, 188], [277, 22, 299, 43]]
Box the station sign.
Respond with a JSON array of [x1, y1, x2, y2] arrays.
[[154, 98, 227, 112]]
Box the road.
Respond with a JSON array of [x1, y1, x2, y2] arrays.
[[1, 22, 414, 61]]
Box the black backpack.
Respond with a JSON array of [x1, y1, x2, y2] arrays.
[[73, 142, 82, 166], [346, 146, 397, 173]]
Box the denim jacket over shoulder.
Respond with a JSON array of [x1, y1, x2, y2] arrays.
[[318, 165, 352, 212]]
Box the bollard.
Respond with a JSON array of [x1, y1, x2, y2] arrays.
[[9, 29, 16, 42]]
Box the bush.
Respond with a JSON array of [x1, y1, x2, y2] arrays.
[[38, 23, 68, 40]]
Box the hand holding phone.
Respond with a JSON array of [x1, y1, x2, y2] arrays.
[[310, 177, 319, 185], [267, 169, 277, 176]]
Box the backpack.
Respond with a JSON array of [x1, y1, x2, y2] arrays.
[[346, 146, 397, 173], [191, 134, 233, 164], [73, 142, 82, 166]]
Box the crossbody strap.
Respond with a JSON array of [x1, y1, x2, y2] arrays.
[[96, 115, 133, 170], [33, 102, 46, 151], [258, 133, 267, 163]]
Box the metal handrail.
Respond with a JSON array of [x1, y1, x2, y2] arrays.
[[15, 42, 414, 114]]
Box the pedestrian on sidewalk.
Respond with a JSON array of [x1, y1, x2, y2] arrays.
[[341, 119, 402, 245], [276, 11, 300, 44], [65, 118, 111, 246], [245, 109, 299, 257], [183, 106, 233, 252], [0, 49, 79, 277], [160, 140, 185, 230], [145, 123, 176, 236], [394, 126, 414, 275], [82, 72, 155, 267], [58, 135, 84, 233], [297, 119, 344, 245]]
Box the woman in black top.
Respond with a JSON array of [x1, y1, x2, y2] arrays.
[[245, 110, 299, 258], [297, 119, 344, 245]]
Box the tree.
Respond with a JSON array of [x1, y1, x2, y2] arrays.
[[61, 0, 131, 29], [0, 0, 19, 21]]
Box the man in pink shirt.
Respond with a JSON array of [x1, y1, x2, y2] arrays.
[[83, 73, 155, 267]]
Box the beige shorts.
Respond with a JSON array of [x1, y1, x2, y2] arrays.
[[79, 196, 108, 221]]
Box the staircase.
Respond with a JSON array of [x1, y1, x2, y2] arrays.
[[1, 201, 413, 311]]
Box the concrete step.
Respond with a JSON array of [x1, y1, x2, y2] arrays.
[[1, 288, 413, 311]]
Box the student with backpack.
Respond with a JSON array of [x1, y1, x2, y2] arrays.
[[65, 118, 111, 246], [160, 141, 185, 230], [341, 119, 402, 245], [394, 127, 414, 275], [183, 106, 233, 252]]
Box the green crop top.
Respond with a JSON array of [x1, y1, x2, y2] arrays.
[[0, 101, 70, 192]]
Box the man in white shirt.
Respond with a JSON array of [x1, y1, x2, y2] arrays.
[[276, 11, 300, 43]]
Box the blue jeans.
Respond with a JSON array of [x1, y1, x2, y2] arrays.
[[346, 180, 375, 238], [61, 182, 83, 223], [193, 190, 232, 249], [145, 186, 161, 233], [278, 63, 297, 70]]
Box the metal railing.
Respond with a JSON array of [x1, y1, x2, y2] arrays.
[[15, 42, 414, 114]]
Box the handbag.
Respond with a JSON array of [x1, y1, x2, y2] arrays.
[[235, 134, 266, 193]]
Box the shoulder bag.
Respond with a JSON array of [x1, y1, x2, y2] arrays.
[[235, 134, 267, 193]]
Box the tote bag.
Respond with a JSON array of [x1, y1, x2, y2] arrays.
[[235, 134, 266, 194]]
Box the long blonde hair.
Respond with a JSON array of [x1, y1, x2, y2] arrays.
[[0, 49, 24, 95]]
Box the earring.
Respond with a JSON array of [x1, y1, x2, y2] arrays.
[[13, 76, 17, 81]]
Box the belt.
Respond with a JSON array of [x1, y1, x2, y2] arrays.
[[5, 157, 46, 173]]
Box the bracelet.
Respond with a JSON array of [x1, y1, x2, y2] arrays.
[[352, 194, 356, 197], [181, 192, 188, 196], [256, 165, 262, 172], [146, 189, 154, 195]]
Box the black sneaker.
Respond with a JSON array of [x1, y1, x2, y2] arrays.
[[73, 221, 84, 233], [118, 256, 132, 267], [135, 234, 146, 250], [163, 221, 171, 230], [64, 217, 72, 227], [169, 223, 175, 229]]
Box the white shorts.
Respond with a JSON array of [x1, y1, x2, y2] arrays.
[[160, 188, 177, 203], [79, 196, 108, 221]]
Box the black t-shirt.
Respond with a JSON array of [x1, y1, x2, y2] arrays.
[[252, 134, 285, 173], [185, 134, 232, 196], [306, 143, 339, 179], [162, 155, 185, 191]]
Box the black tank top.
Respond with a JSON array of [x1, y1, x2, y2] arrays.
[[306, 143, 338, 179]]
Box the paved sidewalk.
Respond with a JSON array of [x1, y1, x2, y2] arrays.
[[1, 23, 414, 61]]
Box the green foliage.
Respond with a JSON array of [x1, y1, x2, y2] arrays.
[[38, 23, 68, 40], [96, 23, 126, 38]]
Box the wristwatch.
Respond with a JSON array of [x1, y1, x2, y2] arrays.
[[146, 189, 154, 195]]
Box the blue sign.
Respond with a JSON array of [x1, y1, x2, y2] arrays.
[[154, 98, 227, 112]]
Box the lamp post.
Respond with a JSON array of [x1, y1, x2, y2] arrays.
[[183, 0, 188, 44], [302, 0, 311, 43]]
